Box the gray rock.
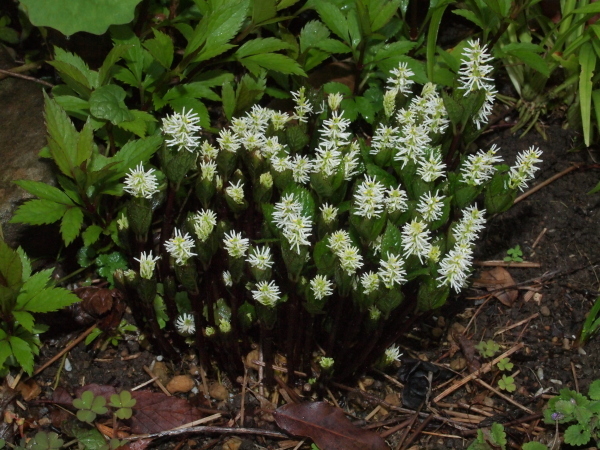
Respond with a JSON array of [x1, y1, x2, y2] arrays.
[[0, 46, 55, 248]]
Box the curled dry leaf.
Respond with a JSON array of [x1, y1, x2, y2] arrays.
[[472, 267, 518, 306], [273, 402, 388, 450]]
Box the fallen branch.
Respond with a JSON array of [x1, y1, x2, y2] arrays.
[[515, 164, 581, 204], [474, 261, 541, 268], [0, 67, 53, 88], [125, 425, 289, 441]]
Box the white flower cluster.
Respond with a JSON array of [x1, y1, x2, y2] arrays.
[[134, 251, 160, 279], [165, 228, 196, 265], [458, 39, 497, 129], [273, 193, 313, 254], [124, 163, 159, 199], [507, 146, 543, 191], [192, 209, 217, 242], [461, 144, 503, 186], [327, 230, 363, 275], [162, 108, 202, 152]]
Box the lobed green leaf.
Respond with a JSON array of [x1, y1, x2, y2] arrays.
[[10, 199, 68, 225]]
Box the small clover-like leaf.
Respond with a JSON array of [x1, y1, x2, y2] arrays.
[[589, 379, 600, 400], [76, 408, 97, 424], [564, 423, 591, 446], [496, 358, 514, 371], [498, 375, 516, 392]]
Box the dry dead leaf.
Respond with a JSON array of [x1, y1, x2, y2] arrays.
[[472, 267, 519, 306]]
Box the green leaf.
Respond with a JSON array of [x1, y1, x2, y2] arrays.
[[16, 247, 32, 281], [316, 39, 352, 54], [0, 339, 12, 370], [168, 97, 210, 129], [20, 0, 143, 36], [163, 82, 220, 102], [580, 42, 595, 147], [98, 44, 131, 86], [253, 0, 277, 24], [0, 240, 22, 291], [315, 2, 349, 42], [9, 335, 34, 374], [589, 379, 600, 400], [299, 20, 330, 53], [222, 81, 235, 121], [10, 199, 69, 225], [82, 225, 103, 247], [506, 49, 550, 78], [142, 29, 174, 69], [60, 207, 84, 245], [53, 47, 98, 88], [17, 272, 80, 313], [417, 275, 449, 311], [240, 53, 306, 76], [236, 37, 291, 58], [47, 61, 93, 94], [12, 311, 35, 332], [452, 9, 483, 29], [564, 424, 591, 446], [490, 423, 507, 447], [356, 96, 375, 123], [89, 85, 134, 125], [380, 221, 402, 255], [370, 0, 401, 31], [44, 92, 80, 177], [110, 134, 163, 178], [13, 180, 74, 205], [53, 95, 90, 113], [522, 443, 550, 450]]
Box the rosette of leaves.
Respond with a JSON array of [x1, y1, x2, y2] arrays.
[[0, 239, 79, 375]]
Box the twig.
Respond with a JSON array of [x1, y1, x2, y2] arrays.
[[0, 67, 54, 87], [532, 228, 548, 249], [474, 261, 541, 268], [143, 365, 171, 396], [131, 377, 158, 391], [571, 361, 579, 393], [124, 425, 288, 441], [515, 164, 581, 204], [251, 359, 307, 377], [474, 378, 533, 414], [172, 413, 221, 430], [240, 366, 248, 427], [33, 323, 98, 377], [433, 343, 524, 403], [401, 414, 433, 450], [494, 313, 539, 337]]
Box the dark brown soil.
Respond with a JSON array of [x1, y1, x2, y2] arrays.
[[6, 125, 600, 450]]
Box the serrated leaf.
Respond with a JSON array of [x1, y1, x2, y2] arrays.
[[82, 225, 103, 247], [222, 81, 235, 121], [16, 247, 32, 281], [168, 97, 210, 128], [76, 120, 94, 166], [0, 339, 12, 369], [316, 39, 352, 54], [315, 2, 349, 42], [12, 311, 35, 332], [53, 47, 98, 88], [490, 422, 507, 446], [98, 44, 131, 86], [110, 134, 163, 178], [241, 53, 306, 76], [53, 95, 90, 113], [564, 424, 591, 446], [13, 180, 75, 205], [163, 82, 220, 102], [299, 20, 330, 53], [452, 9, 483, 28], [0, 240, 22, 291], [380, 221, 402, 255], [16, 270, 79, 313], [44, 92, 80, 177], [60, 207, 84, 245], [236, 37, 291, 58], [10, 199, 69, 225], [47, 60, 93, 94], [253, 0, 277, 24], [370, 0, 401, 31], [143, 29, 174, 69], [417, 276, 449, 311], [89, 85, 134, 125], [8, 335, 34, 374], [356, 96, 375, 123], [589, 379, 600, 400], [506, 49, 550, 77]]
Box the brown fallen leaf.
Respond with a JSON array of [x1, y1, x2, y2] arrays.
[[273, 402, 388, 450], [472, 267, 518, 306]]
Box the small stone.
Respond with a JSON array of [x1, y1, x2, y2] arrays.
[[151, 361, 170, 386], [222, 437, 242, 450], [431, 327, 443, 338], [563, 338, 571, 350], [209, 382, 229, 400], [450, 357, 467, 371], [361, 377, 375, 388], [167, 375, 195, 394], [540, 306, 551, 317], [384, 393, 400, 406], [245, 349, 260, 370]]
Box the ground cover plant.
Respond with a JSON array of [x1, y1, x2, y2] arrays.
[[1, 0, 599, 448]]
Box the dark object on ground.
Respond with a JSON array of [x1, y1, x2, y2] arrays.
[[398, 359, 454, 409]]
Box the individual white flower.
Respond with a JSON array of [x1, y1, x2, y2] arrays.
[[371, 125, 399, 155], [461, 144, 503, 186], [252, 280, 281, 307], [176, 313, 196, 335], [507, 146, 543, 191], [123, 162, 159, 199], [385, 186, 408, 213], [386, 62, 415, 94], [378, 253, 407, 288], [361, 271, 380, 295], [200, 160, 217, 181], [320, 203, 338, 224], [259, 172, 273, 188], [327, 230, 352, 254], [291, 86, 313, 122], [272, 193, 303, 228], [226, 180, 245, 204], [223, 270, 233, 287], [135, 251, 160, 280], [192, 209, 217, 242], [162, 108, 202, 152], [437, 243, 473, 292], [369, 305, 382, 320], [474, 89, 497, 129], [282, 214, 312, 253], [262, 136, 284, 158], [319, 357, 334, 370], [117, 213, 129, 231], [270, 111, 291, 130], [401, 219, 432, 264], [321, 110, 351, 144], [218, 318, 232, 333], [291, 154, 314, 184], [423, 92, 449, 134], [200, 141, 219, 160], [396, 107, 415, 127], [246, 246, 274, 270], [417, 191, 445, 222], [313, 145, 342, 176], [310, 275, 334, 300], [454, 205, 486, 245], [223, 230, 250, 259], [338, 244, 363, 275], [417, 148, 446, 182], [165, 228, 197, 265], [327, 92, 344, 111], [342, 143, 360, 181], [353, 175, 386, 219], [215, 175, 223, 190], [270, 153, 293, 173], [383, 344, 402, 365], [383, 89, 397, 118], [217, 129, 241, 153], [240, 131, 265, 151], [245, 105, 271, 134]]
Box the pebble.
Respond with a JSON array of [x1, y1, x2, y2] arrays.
[[431, 327, 443, 338], [540, 306, 551, 317], [450, 357, 467, 371], [166, 375, 195, 394], [151, 361, 170, 386], [562, 338, 571, 350], [209, 382, 229, 400]]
